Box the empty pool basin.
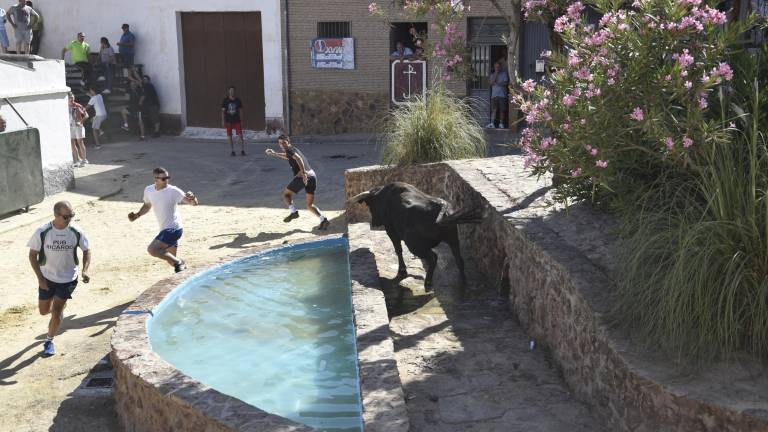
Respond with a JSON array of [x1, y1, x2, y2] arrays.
[[148, 237, 363, 432]]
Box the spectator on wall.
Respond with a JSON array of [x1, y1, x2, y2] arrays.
[[61, 32, 91, 86], [116, 23, 135, 66], [25, 0, 41, 55], [97, 37, 116, 93], [7, 0, 38, 55], [0, 7, 10, 53], [390, 41, 413, 60], [141, 75, 161, 138]]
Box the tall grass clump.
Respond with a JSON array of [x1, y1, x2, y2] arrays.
[[612, 51, 768, 363], [381, 85, 486, 165]]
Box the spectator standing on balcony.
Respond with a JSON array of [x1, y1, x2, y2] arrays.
[[97, 37, 116, 93], [487, 62, 509, 129], [390, 41, 413, 60], [116, 23, 135, 66], [25, 0, 41, 55], [0, 7, 10, 53], [141, 75, 161, 138], [68, 92, 89, 167], [7, 0, 38, 55], [61, 32, 91, 86], [87, 87, 107, 149]]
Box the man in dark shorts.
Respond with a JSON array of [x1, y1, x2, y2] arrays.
[[265, 135, 330, 230], [221, 85, 246, 156], [128, 167, 199, 272], [141, 75, 161, 137], [121, 79, 146, 140], [28, 201, 91, 356]]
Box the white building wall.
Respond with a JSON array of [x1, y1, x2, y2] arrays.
[[0, 58, 73, 195], [34, 0, 284, 127]]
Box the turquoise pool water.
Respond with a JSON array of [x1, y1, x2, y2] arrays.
[[148, 238, 363, 432]]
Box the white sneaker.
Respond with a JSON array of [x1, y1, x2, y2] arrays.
[[499, 123, 506, 129], [486, 123, 495, 128], [97, 76, 106, 82], [102, 89, 111, 94], [74, 161, 83, 167], [82, 159, 89, 165]]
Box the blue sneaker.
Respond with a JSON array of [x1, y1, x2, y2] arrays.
[[43, 340, 55, 356]]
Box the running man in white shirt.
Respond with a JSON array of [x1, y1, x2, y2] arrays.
[[28, 201, 91, 356], [87, 87, 107, 148], [128, 167, 198, 272]]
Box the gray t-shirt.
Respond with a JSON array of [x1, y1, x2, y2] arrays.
[[490, 71, 509, 98], [8, 4, 34, 31]]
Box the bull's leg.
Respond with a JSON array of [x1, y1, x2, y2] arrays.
[[412, 248, 438, 291], [385, 227, 408, 278], [445, 228, 466, 284]]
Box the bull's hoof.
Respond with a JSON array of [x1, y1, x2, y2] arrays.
[[424, 281, 434, 292], [396, 269, 408, 279]]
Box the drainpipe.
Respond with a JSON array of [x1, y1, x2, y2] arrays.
[[282, 0, 292, 135]]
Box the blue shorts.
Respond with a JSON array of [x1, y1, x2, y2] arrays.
[[39, 278, 78, 300], [154, 228, 183, 247]]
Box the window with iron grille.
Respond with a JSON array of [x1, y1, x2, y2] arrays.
[[317, 22, 351, 38]]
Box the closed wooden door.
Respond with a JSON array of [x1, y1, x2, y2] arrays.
[[181, 12, 265, 129]]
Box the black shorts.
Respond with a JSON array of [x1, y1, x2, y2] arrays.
[[38, 278, 78, 300], [287, 175, 317, 194]]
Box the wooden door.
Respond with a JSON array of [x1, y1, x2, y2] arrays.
[[181, 12, 265, 129]]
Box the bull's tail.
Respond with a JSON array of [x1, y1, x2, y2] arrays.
[[437, 206, 484, 225]]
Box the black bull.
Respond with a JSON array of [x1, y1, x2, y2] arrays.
[[348, 182, 483, 289]]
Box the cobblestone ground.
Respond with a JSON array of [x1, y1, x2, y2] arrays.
[[369, 229, 605, 432]]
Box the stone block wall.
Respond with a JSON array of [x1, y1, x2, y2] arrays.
[[344, 158, 768, 432], [289, 90, 388, 135]]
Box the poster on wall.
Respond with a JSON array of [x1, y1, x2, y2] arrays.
[[311, 38, 355, 69], [391, 60, 426, 105]]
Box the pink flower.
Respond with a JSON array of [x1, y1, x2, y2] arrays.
[[677, 49, 694, 68], [562, 122, 571, 131], [540, 137, 556, 150], [567, 1, 585, 19], [368, 2, 379, 13], [681, 70, 689, 77], [698, 97, 708, 109], [573, 68, 593, 81], [554, 16, 574, 33], [568, 55, 581, 67], [715, 62, 733, 81], [665, 75, 672, 81], [591, 147, 599, 156], [596, 160, 609, 168], [522, 79, 537, 93], [570, 168, 583, 177], [607, 78, 616, 85], [630, 107, 644, 121], [729, 122, 736, 128], [682, 136, 693, 148], [684, 81, 692, 89], [562, 95, 577, 106], [665, 137, 674, 150]]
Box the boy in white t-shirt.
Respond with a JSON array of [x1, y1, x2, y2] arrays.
[[87, 87, 107, 149], [128, 167, 198, 272], [27, 201, 91, 356]]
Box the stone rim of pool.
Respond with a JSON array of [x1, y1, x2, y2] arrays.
[[110, 234, 409, 432]]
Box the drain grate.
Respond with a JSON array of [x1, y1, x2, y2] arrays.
[[85, 377, 113, 388]]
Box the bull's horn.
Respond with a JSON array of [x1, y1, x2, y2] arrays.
[[347, 191, 372, 205]]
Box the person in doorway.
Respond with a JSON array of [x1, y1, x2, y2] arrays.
[[97, 37, 116, 93], [116, 23, 135, 66], [28, 200, 91, 356], [128, 167, 198, 273], [487, 62, 509, 129], [221, 86, 245, 156], [25, 0, 41, 54], [61, 32, 91, 86], [0, 7, 10, 54], [141, 75, 161, 137], [121, 79, 145, 140], [7, 0, 38, 54], [265, 135, 330, 230], [68, 92, 88, 167], [87, 87, 107, 149], [390, 41, 413, 60], [0, 112, 6, 132]]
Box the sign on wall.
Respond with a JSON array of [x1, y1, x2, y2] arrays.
[[391, 60, 426, 105], [311, 38, 355, 69]]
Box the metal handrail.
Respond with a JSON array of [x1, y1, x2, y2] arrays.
[[2, 98, 30, 127]]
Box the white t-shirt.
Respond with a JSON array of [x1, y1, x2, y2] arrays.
[[27, 222, 90, 283], [88, 94, 107, 117], [143, 184, 186, 230]]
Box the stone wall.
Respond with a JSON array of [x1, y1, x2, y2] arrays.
[[111, 235, 407, 432], [344, 158, 768, 432], [289, 90, 388, 135]]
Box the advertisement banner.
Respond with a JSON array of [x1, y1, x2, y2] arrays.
[[311, 38, 355, 69]]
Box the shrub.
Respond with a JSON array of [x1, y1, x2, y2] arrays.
[[381, 85, 486, 165]]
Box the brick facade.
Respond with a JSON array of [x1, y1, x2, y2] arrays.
[[284, 0, 518, 135]]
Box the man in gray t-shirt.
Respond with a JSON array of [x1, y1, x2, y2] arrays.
[[7, 0, 38, 54], [488, 62, 510, 129]]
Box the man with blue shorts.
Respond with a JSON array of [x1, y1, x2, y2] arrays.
[[128, 167, 198, 272], [28, 201, 91, 356]]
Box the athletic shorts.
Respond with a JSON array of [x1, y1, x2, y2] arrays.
[[15, 28, 32, 43], [225, 122, 242, 137], [70, 125, 85, 140], [154, 227, 183, 247], [121, 53, 134, 66], [92, 115, 107, 130], [39, 278, 78, 300], [287, 175, 317, 194]]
